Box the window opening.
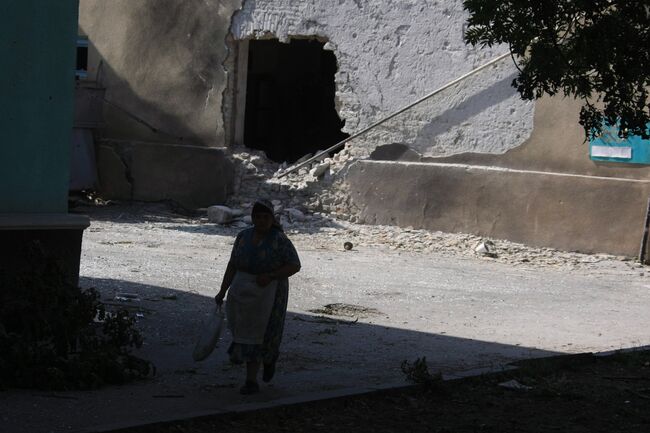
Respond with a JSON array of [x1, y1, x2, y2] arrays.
[[75, 37, 89, 80]]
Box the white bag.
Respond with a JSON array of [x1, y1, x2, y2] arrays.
[[192, 304, 225, 361]]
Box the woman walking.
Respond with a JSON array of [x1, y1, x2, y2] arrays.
[[215, 199, 301, 394]]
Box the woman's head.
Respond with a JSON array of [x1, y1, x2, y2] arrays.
[[251, 199, 276, 233]]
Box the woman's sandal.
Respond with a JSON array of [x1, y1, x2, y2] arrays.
[[240, 381, 260, 395]]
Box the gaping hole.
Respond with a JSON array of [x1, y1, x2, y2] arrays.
[[243, 38, 348, 163]]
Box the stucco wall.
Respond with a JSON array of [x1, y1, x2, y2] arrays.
[[231, 0, 535, 158], [420, 97, 650, 181], [79, 0, 242, 146]]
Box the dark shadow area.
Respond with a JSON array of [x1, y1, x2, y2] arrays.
[[3, 273, 614, 433], [77, 276, 559, 381], [74, 202, 348, 236], [244, 39, 349, 163], [369, 143, 423, 161]]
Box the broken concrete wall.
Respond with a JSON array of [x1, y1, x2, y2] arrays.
[[78, 0, 242, 146], [231, 0, 535, 158], [96, 141, 234, 208]]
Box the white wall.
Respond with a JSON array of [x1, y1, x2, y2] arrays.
[[231, 0, 534, 158]]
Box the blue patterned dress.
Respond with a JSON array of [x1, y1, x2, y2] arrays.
[[227, 227, 301, 364]]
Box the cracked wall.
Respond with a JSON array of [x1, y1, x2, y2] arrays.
[[230, 0, 535, 158], [79, 0, 242, 146]]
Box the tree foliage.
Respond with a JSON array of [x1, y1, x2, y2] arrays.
[[463, 0, 650, 139]]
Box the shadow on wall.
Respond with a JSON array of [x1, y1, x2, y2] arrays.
[[412, 73, 518, 153], [79, 0, 233, 147], [79, 31, 235, 208], [82, 37, 206, 146]]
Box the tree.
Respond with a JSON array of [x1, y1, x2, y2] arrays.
[[463, 0, 650, 140]]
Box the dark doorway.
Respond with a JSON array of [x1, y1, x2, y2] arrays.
[[243, 39, 349, 163]]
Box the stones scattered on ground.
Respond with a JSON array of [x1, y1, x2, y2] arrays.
[[211, 146, 637, 272]]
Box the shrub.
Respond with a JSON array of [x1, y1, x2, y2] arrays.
[[0, 250, 152, 390]]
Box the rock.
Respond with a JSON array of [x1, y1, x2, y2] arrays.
[[474, 240, 497, 258], [310, 162, 330, 178], [285, 208, 306, 222], [207, 205, 236, 224], [243, 215, 252, 224], [498, 380, 532, 391]]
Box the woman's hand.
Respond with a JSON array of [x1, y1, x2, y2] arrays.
[[256, 273, 274, 287], [214, 290, 226, 304]]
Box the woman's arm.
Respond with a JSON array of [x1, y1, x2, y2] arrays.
[[256, 263, 301, 287], [215, 260, 236, 304]]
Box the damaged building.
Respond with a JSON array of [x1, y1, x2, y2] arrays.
[[77, 0, 650, 256]]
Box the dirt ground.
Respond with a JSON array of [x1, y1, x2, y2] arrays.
[[4, 201, 650, 433], [112, 349, 650, 433]]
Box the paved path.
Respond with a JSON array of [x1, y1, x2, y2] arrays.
[[3, 206, 650, 433]]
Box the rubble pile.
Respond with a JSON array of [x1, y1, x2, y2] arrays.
[[226, 145, 359, 227], [217, 146, 636, 271]]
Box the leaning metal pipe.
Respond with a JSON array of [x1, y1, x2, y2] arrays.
[[276, 50, 511, 178]]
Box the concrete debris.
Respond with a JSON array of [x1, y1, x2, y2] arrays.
[[498, 379, 533, 391], [309, 162, 330, 178], [115, 293, 140, 302], [475, 240, 497, 258], [285, 208, 306, 223], [222, 146, 628, 272], [207, 205, 236, 224]]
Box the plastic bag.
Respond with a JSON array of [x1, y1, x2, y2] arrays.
[[192, 304, 225, 361]]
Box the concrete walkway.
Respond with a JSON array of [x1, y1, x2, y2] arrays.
[[3, 207, 650, 433]]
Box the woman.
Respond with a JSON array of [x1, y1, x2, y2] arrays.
[[215, 199, 301, 395]]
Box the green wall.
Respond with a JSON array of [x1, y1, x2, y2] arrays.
[[0, 1, 79, 213]]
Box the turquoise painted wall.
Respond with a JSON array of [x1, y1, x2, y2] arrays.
[[0, 1, 79, 213]]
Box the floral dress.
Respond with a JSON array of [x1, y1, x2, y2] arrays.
[[227, 227, 300, 364]]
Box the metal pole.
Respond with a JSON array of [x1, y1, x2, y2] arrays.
[[276, 50, 511, 178]]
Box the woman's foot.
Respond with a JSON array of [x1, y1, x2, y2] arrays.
[[262, 362, 276, 383], [240, 381, 260, 395]]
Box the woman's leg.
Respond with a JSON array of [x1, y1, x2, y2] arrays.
[[246, 360, 260, 383]]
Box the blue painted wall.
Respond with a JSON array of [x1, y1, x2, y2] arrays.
[[0, 1, 79, 213]]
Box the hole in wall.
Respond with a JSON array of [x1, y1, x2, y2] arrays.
[[242, 38, 349, 163]]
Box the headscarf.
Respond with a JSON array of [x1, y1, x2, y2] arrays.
[[251, 198, 283, 231]]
